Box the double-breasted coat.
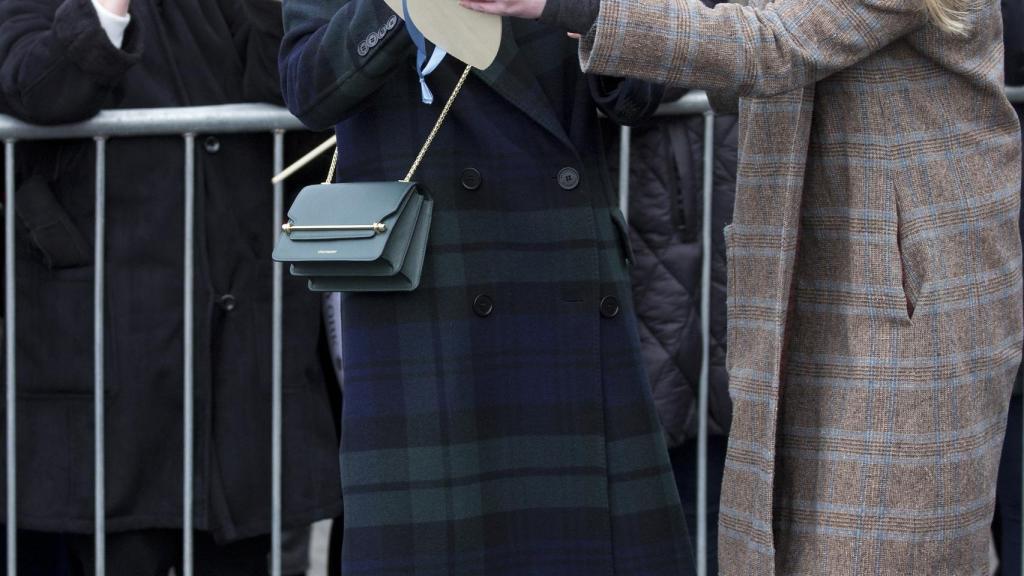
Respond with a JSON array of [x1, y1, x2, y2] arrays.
[[0, 0, 342, 541], [579, 0, 1023, 573], [280, 1, 694, 574]]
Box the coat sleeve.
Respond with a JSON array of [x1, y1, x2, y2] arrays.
[[217, 0, 289, 105], [579, 0, 926, 96], [279, 0, 414, 130], [0, 0, 142, 125]]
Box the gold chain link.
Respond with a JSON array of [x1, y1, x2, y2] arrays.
[[324, 64, 473, 185], [324, 147, 339, 184], [402, 65, 473, 182]]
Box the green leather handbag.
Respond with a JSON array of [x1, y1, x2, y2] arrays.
[[273, 66, 470, 292]]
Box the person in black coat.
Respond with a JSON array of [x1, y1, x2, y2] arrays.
[[0, 0, 342, 573]]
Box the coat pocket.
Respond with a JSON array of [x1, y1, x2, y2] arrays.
[[895, 193, 921, 322], [16, 176, 92, 270], [668, 123, 703, 242], [896, 238, 919, 321]]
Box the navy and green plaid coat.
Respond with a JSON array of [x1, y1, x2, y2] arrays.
[[280, 2, 694, 574]]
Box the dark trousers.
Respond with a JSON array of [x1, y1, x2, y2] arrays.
[[996, 392, 1023, 576], [670, 435, 728, 576]]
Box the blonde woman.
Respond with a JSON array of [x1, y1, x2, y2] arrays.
[[464, 0, 1023, 574]]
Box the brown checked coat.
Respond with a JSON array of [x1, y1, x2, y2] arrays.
[[579, 0, 1023, 573]]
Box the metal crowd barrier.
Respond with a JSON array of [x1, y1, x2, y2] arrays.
[[0, 104, 304, 576], [0, 87, 1022, 576]]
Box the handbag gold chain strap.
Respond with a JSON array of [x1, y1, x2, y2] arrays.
[[324, 64, 474, 185]]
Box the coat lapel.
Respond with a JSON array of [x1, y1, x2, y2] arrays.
[[472, 20, 574, 150]]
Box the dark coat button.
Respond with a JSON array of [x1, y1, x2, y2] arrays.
[[217, 294, 237, 312], [461, 168, 482, 191], [204, 136, 221, 154], [600, 296, 620, 319], [473, 294, 494, 318], [557, 167, 580, 190]]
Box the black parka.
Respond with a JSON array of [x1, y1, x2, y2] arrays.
[[0, 0, 341, 541]]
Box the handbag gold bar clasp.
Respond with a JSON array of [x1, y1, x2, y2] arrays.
[[282, 222, 387, 234]]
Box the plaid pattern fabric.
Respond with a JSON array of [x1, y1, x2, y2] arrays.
[[581, 0, 1023, 573], [281, 4, 693, 574]]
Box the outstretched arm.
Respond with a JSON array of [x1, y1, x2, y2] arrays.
[[463, 0, 926, 97]]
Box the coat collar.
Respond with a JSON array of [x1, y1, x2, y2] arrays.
[[471, 20, 574, 151]]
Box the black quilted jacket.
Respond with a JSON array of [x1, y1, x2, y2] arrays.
[[607, 94, 739, 448]]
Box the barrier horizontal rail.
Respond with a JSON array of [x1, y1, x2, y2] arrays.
[[1, 85, 1023, 576], [3, 84, 1023, 140], [0, 103, 306, 140]]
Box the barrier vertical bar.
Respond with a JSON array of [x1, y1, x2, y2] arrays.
[[271, 130, 285, 576], [697, 110, 715, 576], [94, 137, 107, 576], [182, 134, 196, 576], [618, 126, 631, 222], [4, 139, 15, 576]]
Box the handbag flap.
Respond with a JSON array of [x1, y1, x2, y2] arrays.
[[285, 182, 417, 240], [273, 182, 426, 264]]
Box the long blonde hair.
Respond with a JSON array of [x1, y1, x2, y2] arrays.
[[923, 0, 971, 35]]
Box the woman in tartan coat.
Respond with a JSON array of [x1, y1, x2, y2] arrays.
[[279, 1, 694, 574], [466, 0, 1024, 574]]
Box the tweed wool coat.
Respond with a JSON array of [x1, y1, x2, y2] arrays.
[[280, 2, 694, 574], [579, 0, 1024, 573]]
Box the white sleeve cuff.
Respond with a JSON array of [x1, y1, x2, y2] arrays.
[[90, 0, 131, 49]]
